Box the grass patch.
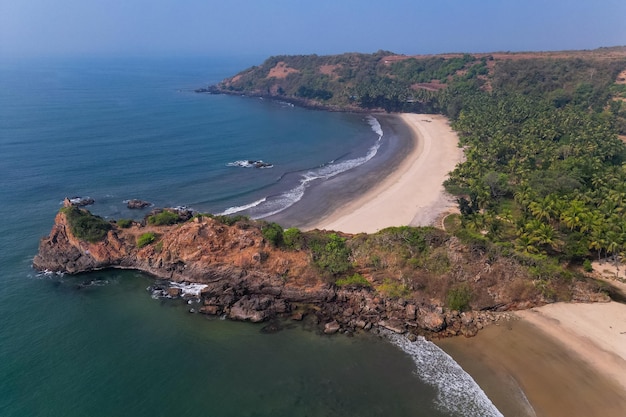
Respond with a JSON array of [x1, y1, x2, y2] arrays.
[[137, 232, 157, 248], [147, 210, 180, 226], [335, 273, 371, 288], [212, 214, 250, 226], [60, 206, 111, 243], [443, 213, 462, 233], [116, 218, 133, 228], [376, 278, 410, 298]]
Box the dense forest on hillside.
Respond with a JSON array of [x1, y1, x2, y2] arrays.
[[205, 47, 626, 283]]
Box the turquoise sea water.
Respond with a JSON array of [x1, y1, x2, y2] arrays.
[[0, 57, 501, 416]]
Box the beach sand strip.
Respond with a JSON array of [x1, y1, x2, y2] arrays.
[[437, 302, 626, 417], [308, 113, 464, 233]]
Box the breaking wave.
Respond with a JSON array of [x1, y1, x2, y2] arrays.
[[384, 331, 504, 417], [221, 115, 384, 218]]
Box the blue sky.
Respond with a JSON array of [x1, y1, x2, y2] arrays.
[[1, 0, 625, 58]]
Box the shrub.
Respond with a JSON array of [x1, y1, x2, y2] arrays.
[[335, 273, 371, 288], [117, 218, 133, 228], [261, 222, 283, 247], [283, 227, 304, 250], [147, 210, 179, 226], [212, 214, 250, 226], [137, 232, 157, 248], [583, 259, 593, 272], [446, 283, 472, 311], [61, 207, 111, 243], [311, 233, 352, 276]]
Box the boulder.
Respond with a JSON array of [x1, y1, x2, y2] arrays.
[[66, 196, 95, 207], [127, 199, 152, 209], [324, 320, 340, 334], [405, 304, 417, 320], [199, 305, 221, 315], [379, 319, 406, 334], [166, 287, 182, 298], [418, 311, 446, 332]]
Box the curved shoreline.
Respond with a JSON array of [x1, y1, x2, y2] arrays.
[[307, 113, 463, 233], [264, 113, 416, 228], [266, 113, 464, 232], [437, 302, 626, 417]]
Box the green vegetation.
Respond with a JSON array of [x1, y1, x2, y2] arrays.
[[116, 218, 133, 228], [60, 206, 111, 243], [310, 233, 352, 277], [261, 222, 284, 247], [147, 210, 180, 226], [446, 283, 472, 311], [215, 48, 626, 134], [283, 227, 304, 250], [376, 278, 410, 299], [211, 214, 250, 226], [77, 50, 623, 311], [444, 88, 626, 266], [335, 273, 371, 288], [136, 232, 157, 248]]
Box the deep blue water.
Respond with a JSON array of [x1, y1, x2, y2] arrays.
[[0, 57, 501, 416]]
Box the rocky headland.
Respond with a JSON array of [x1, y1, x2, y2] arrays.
[[33, 204, 609, 338]]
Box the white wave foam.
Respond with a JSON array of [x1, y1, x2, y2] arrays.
[[169, 281, 208, 297], [366, 115, 384, 138], [385, 331, 504, 417], [227, 160, 273, 168], [219, 197, 267, 216], [225, 116, 384, 218], [37, 269, 65, 277]]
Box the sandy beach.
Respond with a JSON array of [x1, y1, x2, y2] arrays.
[[438, 302, 626, 417], [270, 112, 626, 416], [308, 113, 464, 233]]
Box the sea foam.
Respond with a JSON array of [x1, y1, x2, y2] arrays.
[[168, 281, 208, 297], [221, 116, 384, 218], [385, 331, 504, 417], [219, 197, 267, 216]]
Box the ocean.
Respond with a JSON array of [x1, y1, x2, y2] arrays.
[[0, 56, 502, 416]]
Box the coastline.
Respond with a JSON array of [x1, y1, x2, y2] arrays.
[[267, 111, 626, 415], [265, 113, 416, 228], [305, 113, 463, 233], [437, 302, 626, 417]]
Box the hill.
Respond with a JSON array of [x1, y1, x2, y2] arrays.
[[203, 47, 626, 133]]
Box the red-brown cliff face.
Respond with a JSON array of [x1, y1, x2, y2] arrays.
[[33, 209, 609, 337]]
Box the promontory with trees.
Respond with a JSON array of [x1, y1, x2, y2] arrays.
[[35, 47, 626, 337], [203, 46, 626, 277]]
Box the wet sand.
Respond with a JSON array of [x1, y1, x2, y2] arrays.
[[437, 304, 626, 417]]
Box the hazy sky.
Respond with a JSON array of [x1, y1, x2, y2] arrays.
[[1, 0, 625, 59]]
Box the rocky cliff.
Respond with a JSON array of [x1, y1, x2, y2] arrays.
[[33, 207, 608, 338]]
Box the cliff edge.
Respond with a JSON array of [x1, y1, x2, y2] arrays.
[[33, 206, 609, 337]]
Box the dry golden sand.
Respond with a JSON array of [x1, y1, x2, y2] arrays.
[[310, 113, 463, 233]]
